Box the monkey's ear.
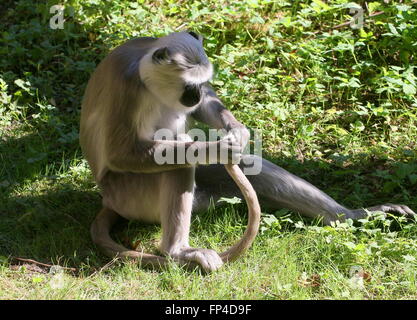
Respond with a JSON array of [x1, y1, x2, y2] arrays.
[[152, 47, 171, 64], [188, 31, 203, 43]]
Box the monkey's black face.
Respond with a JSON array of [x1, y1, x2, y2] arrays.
[[180, 83, 202, 107]]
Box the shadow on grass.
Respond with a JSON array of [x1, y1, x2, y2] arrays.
[[0, 182, 165, 273], [0, 131, 163, 273], [0, 130, 416, 273], [0, 187, 99, 264]]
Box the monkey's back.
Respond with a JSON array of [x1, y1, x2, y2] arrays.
[[79, 37, 157, 183]]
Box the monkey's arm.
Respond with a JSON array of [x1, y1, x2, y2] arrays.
[[192, 85, 246, 130], [192, 85, 250, 151], [106, 127, 241, 173], [106, 135, 220, 174], [104, 122, 238, 174]]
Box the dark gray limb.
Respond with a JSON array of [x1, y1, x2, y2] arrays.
[[194, 155, 415, 224]]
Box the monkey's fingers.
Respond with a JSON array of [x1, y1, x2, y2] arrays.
[[382, 203, 416, 221], [365, 203, 417, 222], [223, 127, 250, 151], [219, 140, 242, 164]]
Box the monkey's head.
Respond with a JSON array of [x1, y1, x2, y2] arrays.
[[139, 31, 213, 111]]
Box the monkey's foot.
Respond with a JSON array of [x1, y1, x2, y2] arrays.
[[175, 248, 223, 272], [351, 203, 416, 220]]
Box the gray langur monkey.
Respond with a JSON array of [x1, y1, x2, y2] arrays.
[[80, 31, 415, 272]]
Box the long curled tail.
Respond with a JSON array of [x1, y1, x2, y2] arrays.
[[220, 164, 261, 262]]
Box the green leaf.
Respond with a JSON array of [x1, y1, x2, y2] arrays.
[[312, 0, 331, 11], [342, 2, 362, 10], [262, 214, 278, 226], [409, 174, 417, 185], [344, 241, 356, 250], [403, 255, 416, 262], [387, 23, 399, 35], [351, 120, 365, 132], [273, 107, 288, 121], [278, 16, 291, 27], [368, 2, 381, 13], [14, 79, 30, 91], [217, 197, 242, 205], [347, 77, 361, 88], [32, 276, 44, 283], [403, 83, 416, 95], [396, 4, 411, 12], [246, 0, 260, 8]]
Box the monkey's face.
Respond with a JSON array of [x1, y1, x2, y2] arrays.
[[139, 40, 213, 111]]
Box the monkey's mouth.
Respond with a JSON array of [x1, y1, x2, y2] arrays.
[[180, 84, 202, 107]]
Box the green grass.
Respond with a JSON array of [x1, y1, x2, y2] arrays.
[[1, 0, 417, 299]]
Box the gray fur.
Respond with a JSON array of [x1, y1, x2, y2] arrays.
[[157, 32, 209, 67], [195, 155, 415, 224]]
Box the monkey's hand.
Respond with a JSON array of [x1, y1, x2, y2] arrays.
[[365, 204, 416, 219], [218, 137, 243, 164], [217, 126, 249, 164], [224, 126, 250, 153]]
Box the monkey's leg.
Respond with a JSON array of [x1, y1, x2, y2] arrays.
[[195, 155, 415, 225], [159, 167, 223, 272], [90, 207, 168, 267]]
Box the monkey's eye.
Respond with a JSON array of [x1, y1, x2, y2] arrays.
[[179, 64, 193, 70], [152, 47, 171, 64]]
